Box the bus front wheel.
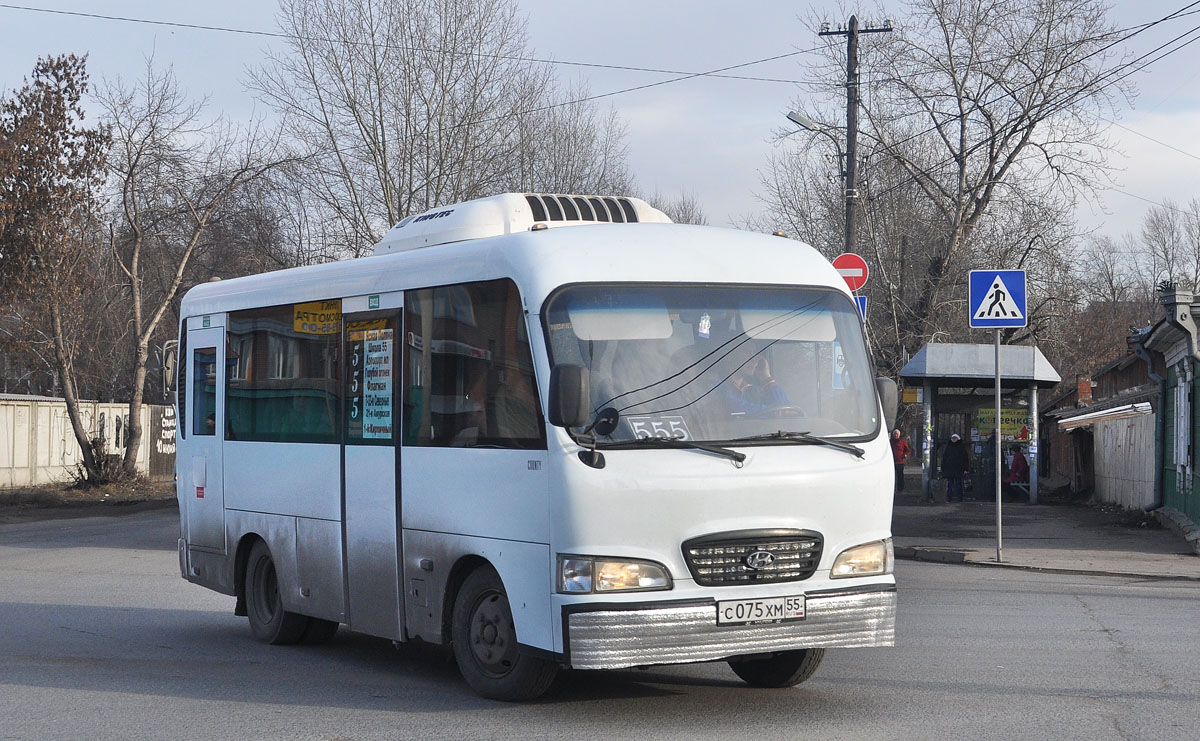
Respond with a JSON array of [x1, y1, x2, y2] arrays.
[[728, 648, 825, 688], [451, 566, 559, 701], [245, 540, 309, 645]]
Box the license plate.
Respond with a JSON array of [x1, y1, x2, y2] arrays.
[[716, 595, 806, 625]]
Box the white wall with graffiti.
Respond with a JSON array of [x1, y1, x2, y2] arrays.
[[0, 394, 175, 487]]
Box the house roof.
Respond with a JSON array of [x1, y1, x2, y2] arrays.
[[899, 343, 1061, 389], [1057, 402, 1153, 431], [1043, 384, 1158, 420]]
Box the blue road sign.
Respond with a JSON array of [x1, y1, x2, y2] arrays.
[[969, 270, 1026, 328], [855, 295, 867, 321]]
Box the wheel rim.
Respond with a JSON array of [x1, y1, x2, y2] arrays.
[[251, 556, 280, 624], [466, 590, 518, 678]]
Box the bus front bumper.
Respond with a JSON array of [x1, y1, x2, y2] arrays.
[[563, 585, 895, 670]]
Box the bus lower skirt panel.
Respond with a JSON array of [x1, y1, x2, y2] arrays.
[[565, 589, 896, 670]]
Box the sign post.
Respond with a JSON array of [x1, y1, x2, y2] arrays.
[[969, 269, 1027, 563]]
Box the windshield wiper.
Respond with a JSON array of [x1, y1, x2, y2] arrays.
[[597, 435, 746, 464], [731, 430, 865, 458]]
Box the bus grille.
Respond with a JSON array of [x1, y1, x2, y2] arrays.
[[682, 529, 823, 586]]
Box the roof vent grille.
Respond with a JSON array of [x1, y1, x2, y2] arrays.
[[525, 194, 638, 224], [372, 192, 669, 255]]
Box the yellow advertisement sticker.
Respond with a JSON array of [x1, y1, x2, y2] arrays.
[[293, 300, 342, 335]]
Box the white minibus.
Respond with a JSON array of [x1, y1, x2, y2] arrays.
[[174, 192, 897, 701]]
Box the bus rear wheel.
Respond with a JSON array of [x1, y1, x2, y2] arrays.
[[451, 566, 559, 701], [299, 617, 339, 645], [728, 648, 825, 688], [245, 540, 309, 645]]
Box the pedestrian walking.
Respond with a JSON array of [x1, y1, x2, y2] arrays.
[[890, 429, 910, 494], [940, 433, 971, 503]]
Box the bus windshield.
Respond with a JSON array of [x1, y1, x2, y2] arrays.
[[543, 284, 880, 444]]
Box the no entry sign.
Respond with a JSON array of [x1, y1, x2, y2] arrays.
[[833, 253, 869, 291]]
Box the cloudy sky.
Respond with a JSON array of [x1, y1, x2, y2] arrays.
[[1, 1, 1197, 239]]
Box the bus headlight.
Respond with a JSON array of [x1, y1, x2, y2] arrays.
[[557, 555, 672, 593], [831, 539, 894, 578]]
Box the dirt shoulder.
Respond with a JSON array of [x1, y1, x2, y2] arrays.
[[0, 480, 177, 524]]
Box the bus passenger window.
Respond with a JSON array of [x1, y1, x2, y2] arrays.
[[225, 301, 342, 444], [403, 278, 545, 449], [193, 347, 217, 437]]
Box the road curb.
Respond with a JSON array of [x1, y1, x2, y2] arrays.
[[894, 545, 968, 564], [1153, 507, 1200, 556], [0, 497, 177, 524], [896, 545, 1200, 582]]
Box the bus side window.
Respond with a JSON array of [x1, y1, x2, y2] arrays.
[[193, 347, 217, 436], [225, 301, 341, 443], [404, 278, 545, 449]]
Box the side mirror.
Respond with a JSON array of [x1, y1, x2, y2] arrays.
[[548, 364, 590, 428], [876, 377, 898, 432], [162, 341, 179, 396]]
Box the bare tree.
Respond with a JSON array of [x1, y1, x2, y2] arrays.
[[1136, 198, 1200, 291], [765, 0, 1129, 373], [249, 0, 633, 257], [512, 88, 633, 195], [643, 189, 709, 226], [99, 60, 285, 476], [0, 55, 112, 481]]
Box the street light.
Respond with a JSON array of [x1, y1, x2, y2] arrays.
[[786, 111, 845, 177], [787, 110, 856, 258]]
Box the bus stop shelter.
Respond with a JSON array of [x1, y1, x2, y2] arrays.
[[899, 343, 1061, 502]]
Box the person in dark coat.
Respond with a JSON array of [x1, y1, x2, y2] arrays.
[[940, 433, 971, 502]]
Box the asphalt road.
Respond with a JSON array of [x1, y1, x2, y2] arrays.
[[2, 510, 1198, 740]]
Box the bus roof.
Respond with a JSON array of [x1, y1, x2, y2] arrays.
[[374, 193, 671, 255], [180, 218, 848, 319]]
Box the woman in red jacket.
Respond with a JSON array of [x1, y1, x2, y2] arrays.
[[890, 429, 911, 494], [1005, 445, 1029, 485]]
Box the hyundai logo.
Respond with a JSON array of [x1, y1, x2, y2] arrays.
[[744, 550, 776, 570]]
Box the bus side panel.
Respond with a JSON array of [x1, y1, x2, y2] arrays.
[[344, 444, 401, 640], [400, 448, 550, 543], [185, 513, 345, 623], [401, 530, 552, 651], [223, 441, 341, 520], [225, 511, 303, 614], [295, 516, 346, 623]]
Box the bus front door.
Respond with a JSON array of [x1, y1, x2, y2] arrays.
[[342, 311, 403, 640], [185, 327, 225, 552]]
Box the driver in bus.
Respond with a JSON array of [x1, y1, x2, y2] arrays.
[[722, 355, 790, 414]]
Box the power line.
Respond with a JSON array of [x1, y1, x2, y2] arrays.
[[1104, 118, 1200, 163], [0, 2, 817, 86], [857, 7, 1200, 204], [476, 48, 827, 124], [1107, 187, 1197, 214], [287, 44, 829, 164], [869, 2, 1200, 162]]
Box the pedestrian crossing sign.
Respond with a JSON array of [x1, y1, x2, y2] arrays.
[[969, 270, 1026, 328]]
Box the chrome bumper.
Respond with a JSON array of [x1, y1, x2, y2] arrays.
[[565, 586, 895, 670]]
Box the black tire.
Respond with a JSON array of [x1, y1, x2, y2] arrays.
[[728, 648, 825, 688], [451, 566, 559, 701], [245, 540, 309, 645], [299, 617, 339, 645]]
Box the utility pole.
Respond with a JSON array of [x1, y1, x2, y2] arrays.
[[819, 15, 891, 256]]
